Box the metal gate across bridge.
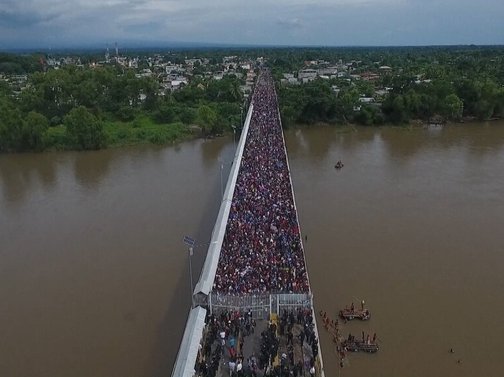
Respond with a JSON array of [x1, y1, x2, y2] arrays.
[[208, 293, 313, 319]]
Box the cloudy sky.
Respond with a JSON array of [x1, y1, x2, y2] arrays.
[[0, 0, 503, 49]]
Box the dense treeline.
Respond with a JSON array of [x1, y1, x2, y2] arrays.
[[0, 64, 244, 152], [0, 53, 43, 74], [273, 46, 504, 126]]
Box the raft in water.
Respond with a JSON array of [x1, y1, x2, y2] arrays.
[[341, 339, 379, 353], [339, 301, 370, 321]]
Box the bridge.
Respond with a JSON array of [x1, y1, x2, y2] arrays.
[[172, 70, 325, 377]]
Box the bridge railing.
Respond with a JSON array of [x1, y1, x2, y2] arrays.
[[209, 293, 271, 319], [277, 293, 312, 311], [192, 103, 254, 298], [208, 293, 313, 319]]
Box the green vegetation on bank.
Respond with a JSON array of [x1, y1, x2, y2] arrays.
[[104, 117, 191, 147], [0, 61, 245, 152], [40, 114, 192, 150]]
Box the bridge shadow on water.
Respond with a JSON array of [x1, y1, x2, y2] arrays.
[[147, 155, 233, 377], [147, 261, 192, 377]]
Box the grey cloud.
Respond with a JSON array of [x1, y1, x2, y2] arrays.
[[0, 9, 59, 27], [118, 20, 165, 36], [277, 18, 304, 29], [0, 0, 503, 48]]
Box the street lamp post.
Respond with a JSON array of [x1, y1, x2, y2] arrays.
[[220, 161, 224, 198], [183, 235, 196, 309], [219, 159, 233, 199], [231, 124, 236, 150], [188, 246, 194, 308], [241, 99, 246, 127]]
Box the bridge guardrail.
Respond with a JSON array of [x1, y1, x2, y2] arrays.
[[208, 293, 312, 319]]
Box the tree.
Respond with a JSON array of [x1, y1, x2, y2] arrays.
[[383, 94, 409, 124], [403, 90, 421, 116], [474, 99, 494, 120], [64, 106, 106, 150], [141, 78, 159, 111], [443, 94, 463, 121], [197, 105, 218, 134], [0, 97, 24, 152], [154, 103, 178, 124], [336, 90, 359, 122], [494, 89, 504, 118], [177, 106, 197, 124], [356, 80, 375, 97], [228, 80, 242, 102], [355, 106, 374, 126], [280, 105, 301, 127], [23, 111, 49, 151]]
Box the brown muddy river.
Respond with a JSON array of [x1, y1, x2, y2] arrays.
[[1, 122, 504, 377]]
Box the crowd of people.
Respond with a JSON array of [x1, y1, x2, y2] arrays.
[[196, 307, 320, 377], [197, 310, 252, 377], [213, 70, 310, 294], [263, 308, 319, 377]]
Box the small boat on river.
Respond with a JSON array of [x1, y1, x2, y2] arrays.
[[339, 300, 370, 321], [341, 332, 379, 353], [334, 160, 344, 169]]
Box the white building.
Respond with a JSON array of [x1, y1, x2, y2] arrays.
[[298, 69, 317, 80]]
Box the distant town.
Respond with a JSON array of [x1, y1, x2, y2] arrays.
[[0, 46, 259, 100], [280, 59, 395, 111]]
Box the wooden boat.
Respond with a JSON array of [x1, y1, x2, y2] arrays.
[[341, 333, 379, 353], [334, 160, 344, 169], [341, 340, 379, 353], [339, 301, 370, 321]]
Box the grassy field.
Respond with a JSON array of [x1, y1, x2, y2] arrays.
[[103, 116, 193, 147], [41, 115, 196, 151]]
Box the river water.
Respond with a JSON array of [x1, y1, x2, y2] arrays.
[[1, 122, 503, 377]]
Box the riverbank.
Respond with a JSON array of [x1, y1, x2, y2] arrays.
[[4, 116, 500, 154], [40, 116, 194, 151], [291, 117, 503, 131]]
